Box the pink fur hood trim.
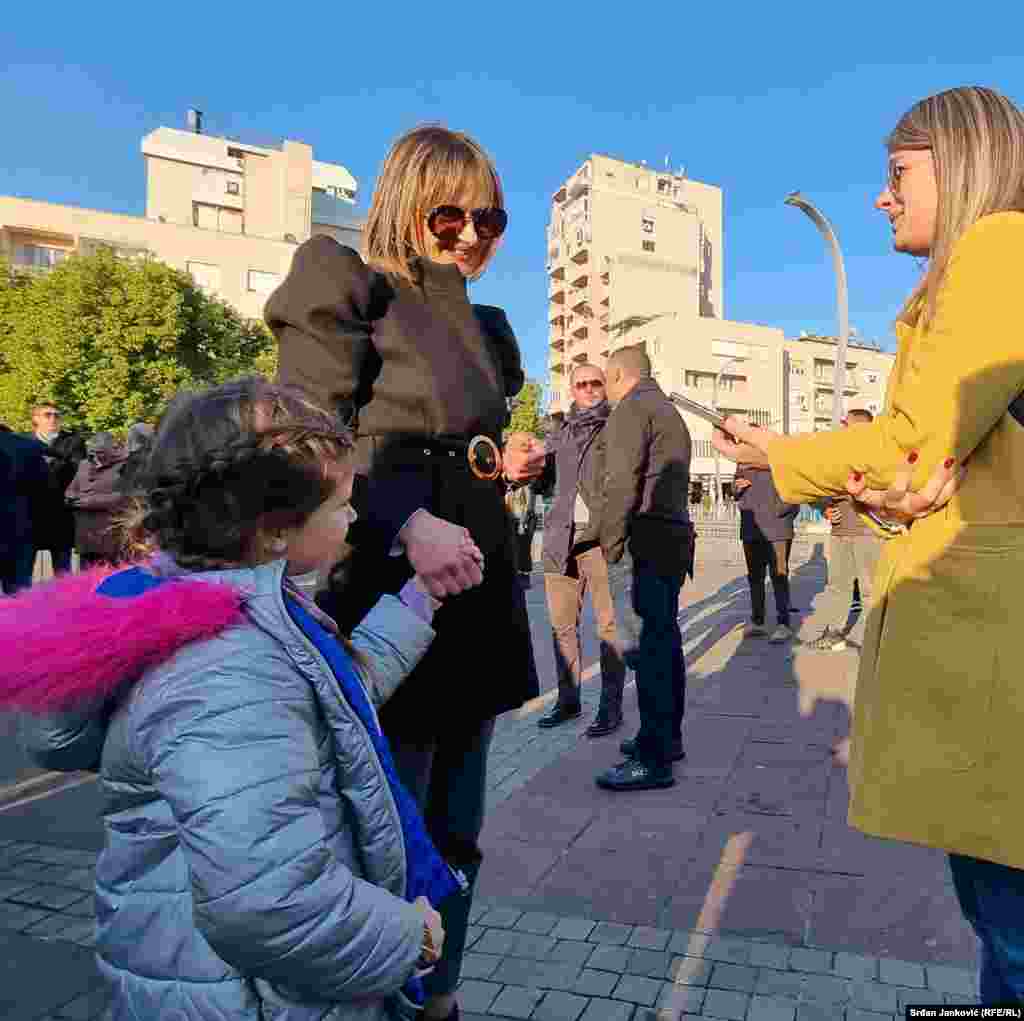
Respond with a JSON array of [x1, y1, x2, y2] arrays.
[[0, 567, 245, 714]]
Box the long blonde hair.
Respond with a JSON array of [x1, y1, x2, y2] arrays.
[[362, 125, 504, 284], [889, 86, 1024, 329]]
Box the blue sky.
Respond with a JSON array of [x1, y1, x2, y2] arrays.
[[2, 6, 1022, 390]]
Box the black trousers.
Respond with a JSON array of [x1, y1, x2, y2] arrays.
[[743, 539, 792, 625]]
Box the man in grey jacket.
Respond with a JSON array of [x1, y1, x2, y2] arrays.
[[595, 345, 694, 792]]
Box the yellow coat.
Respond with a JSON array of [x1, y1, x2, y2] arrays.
[[769, 211, 1024, 868]]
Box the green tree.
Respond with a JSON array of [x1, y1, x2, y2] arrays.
[[506, 380, 546, 439], [0, 249, 275, 432]]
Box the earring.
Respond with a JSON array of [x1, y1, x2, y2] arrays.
[[269, 537, 288, 555]]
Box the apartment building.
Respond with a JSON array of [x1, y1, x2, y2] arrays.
[[0, 111, 363, 321]]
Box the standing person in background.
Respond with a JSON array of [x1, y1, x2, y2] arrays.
[[733, 463, 799, 643], [0, 425, 48, 594], [27, 404, 85, 576], [595, 344, 694, 791], [809, 409, 881, 652], [66, 433, 131, 568], [533, 363, 624, 738], [266, 124, 542, 1021], [117, 422, 155, 495]]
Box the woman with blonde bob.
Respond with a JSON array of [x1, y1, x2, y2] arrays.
[[266, 125, 542, 1021], [714, 86, 1024, 1002]]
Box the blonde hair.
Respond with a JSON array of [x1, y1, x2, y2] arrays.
[[888, 86, 1024, 329], [363, 125, 504, 284]]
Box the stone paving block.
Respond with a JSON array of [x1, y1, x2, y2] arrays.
[[787, 947, 832, 974], [461, 952, 503, 980], [511, 933, 559, 959], [895, 986, 945, 1010], [591, 922, 634, 945], [489, 984, 545, 1019], [456, 979, 503, 1013], [701, 987, 751, 1019], [708, 962, 758, 993], [553, 918, 599, 941], [754, 968, 805, 1000], [628, 926, 671, 950], [8, 883, 90, 911], [468, 901, 489, 924], [747, 941, 790, 970], [578, 999, 635, 1021], [747, 996, 797, 1021], [516, 911, 560, 934], [833, 951, 878, 981], [575, 968, 620, 998], [0, 901, 50, 930], [848, 980, 901, 1013], [588, 945, 632, 973], [492, 957, 554, 988], [793, 1006, 833, 1021], [703, 937, 753, 964], [57, 868, 96, 892], [475, 928, 521, 956], [533, 990, 591, 1021], [627, 949, 672, 978], [666, 955, 713, 986], [925, 964, 976, 995], [465, 924, 484, 949], [845, 1010, 893, 1021], [552, 940, 598, 968], [800, 973, 850, 1004], [667, 930, 711, 957], [48, 985, 111, 1020], [0, 875, 39, 900], [22, 913, 88, 942], [612, 974, 662, 1006], [655, 982, 706, 1014], [878, 957, 925, 988], [479, 907, 525, 928]]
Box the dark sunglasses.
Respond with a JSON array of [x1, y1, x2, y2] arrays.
[[574, 379, 604, 390], [427, 205, 508, 243]]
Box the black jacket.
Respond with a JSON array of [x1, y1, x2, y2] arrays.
[[535, 400, 610, 574], [0, 430, 49, 555], [599, 378, 694, 577], [735, 465, 799, 543], [266, 236, 538, 728], [24, 430, 86, 551]]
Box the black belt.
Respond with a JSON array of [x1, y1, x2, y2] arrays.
[[370, 433, 504, 481]]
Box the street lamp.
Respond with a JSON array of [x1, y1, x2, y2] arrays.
[[713, 355, 745, 507], [784, 192, 849, 429]]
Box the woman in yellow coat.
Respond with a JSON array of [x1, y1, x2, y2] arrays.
[[715, 86, 1024, 1004]]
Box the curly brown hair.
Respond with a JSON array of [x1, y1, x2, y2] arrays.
[[129, 377, 354, 571]]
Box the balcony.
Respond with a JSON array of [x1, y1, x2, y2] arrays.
[[549, 282, 565, 303], [572, 350, 589, 364], [549, 351, 565, 373], [568, 178, 589, 200], [600, 270, 610, 284], [571, 297, 591, 316], [550, 335, 565, 351], [571, 271, 588, 289], [552, 185, 567, 204], [550, 311, 565, 328], [311, 189, 360, 230], [550, 265, 565, 281], [572, 324, 588, 341], [571, 245, 589, 265]]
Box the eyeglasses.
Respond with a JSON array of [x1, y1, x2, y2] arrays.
[[573, 379, 604, 391], [426, 205, 508, 243], [886, 150, 931, 198], [39, 411, 61, 419]]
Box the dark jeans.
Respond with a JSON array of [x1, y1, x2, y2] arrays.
[[544, 543, 625, 715], [384, 715, 495, 998], [950, 853, 1024, 1004], [743, 540, 792, 625], [0, 544, 36, 595], [608, 555, 686, 767]]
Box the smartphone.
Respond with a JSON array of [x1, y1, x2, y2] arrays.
[[668, 392, 729, 430]]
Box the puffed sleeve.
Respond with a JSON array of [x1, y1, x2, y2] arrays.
[[265, 236, 379, 427]]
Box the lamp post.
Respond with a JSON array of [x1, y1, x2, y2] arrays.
[[713, 355, 745, 508], [784, 192, 849, 429]]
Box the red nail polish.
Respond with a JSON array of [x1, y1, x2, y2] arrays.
[[852, 472, 863, 483], [944, 458, 956, 469], [907, 451, 919, 465]]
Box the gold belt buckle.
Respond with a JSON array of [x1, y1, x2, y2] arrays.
[[467, 435, 503, 481]]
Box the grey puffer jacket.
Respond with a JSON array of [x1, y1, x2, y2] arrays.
[[18, 560, 435, 1021]]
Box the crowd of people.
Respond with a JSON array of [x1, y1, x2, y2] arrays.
[[0, 82, 1022, 1015]]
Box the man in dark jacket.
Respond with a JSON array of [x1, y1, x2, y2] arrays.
[[66, 433, 131, 567], [0, 425, 49, 594], [595, 344, 694, 791], [533, 364, 625, 737], [27, 403, 86, 574]]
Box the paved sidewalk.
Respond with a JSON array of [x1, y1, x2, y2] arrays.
[[0, 547, 983, 1019]]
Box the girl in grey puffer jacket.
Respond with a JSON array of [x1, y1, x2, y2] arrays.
[[4, 379, 477, 1021]]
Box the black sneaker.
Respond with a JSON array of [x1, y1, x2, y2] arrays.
[[596, 759, 675, 791], [537, 703, 582, 729], [619, 736, 686, 763], [586, 709, 624, 738]]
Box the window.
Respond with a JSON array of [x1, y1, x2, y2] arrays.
[[226, 180, 240, 195], [247, 269, 281, 294], [193, 202, 244, 234], [641, 216, 655, 234], [13, 243, 67, 269], [79, 238, 148, 261], [187, 261, 221, 294], [642, 240, 656, 252], [657, 179, 670, 193]]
